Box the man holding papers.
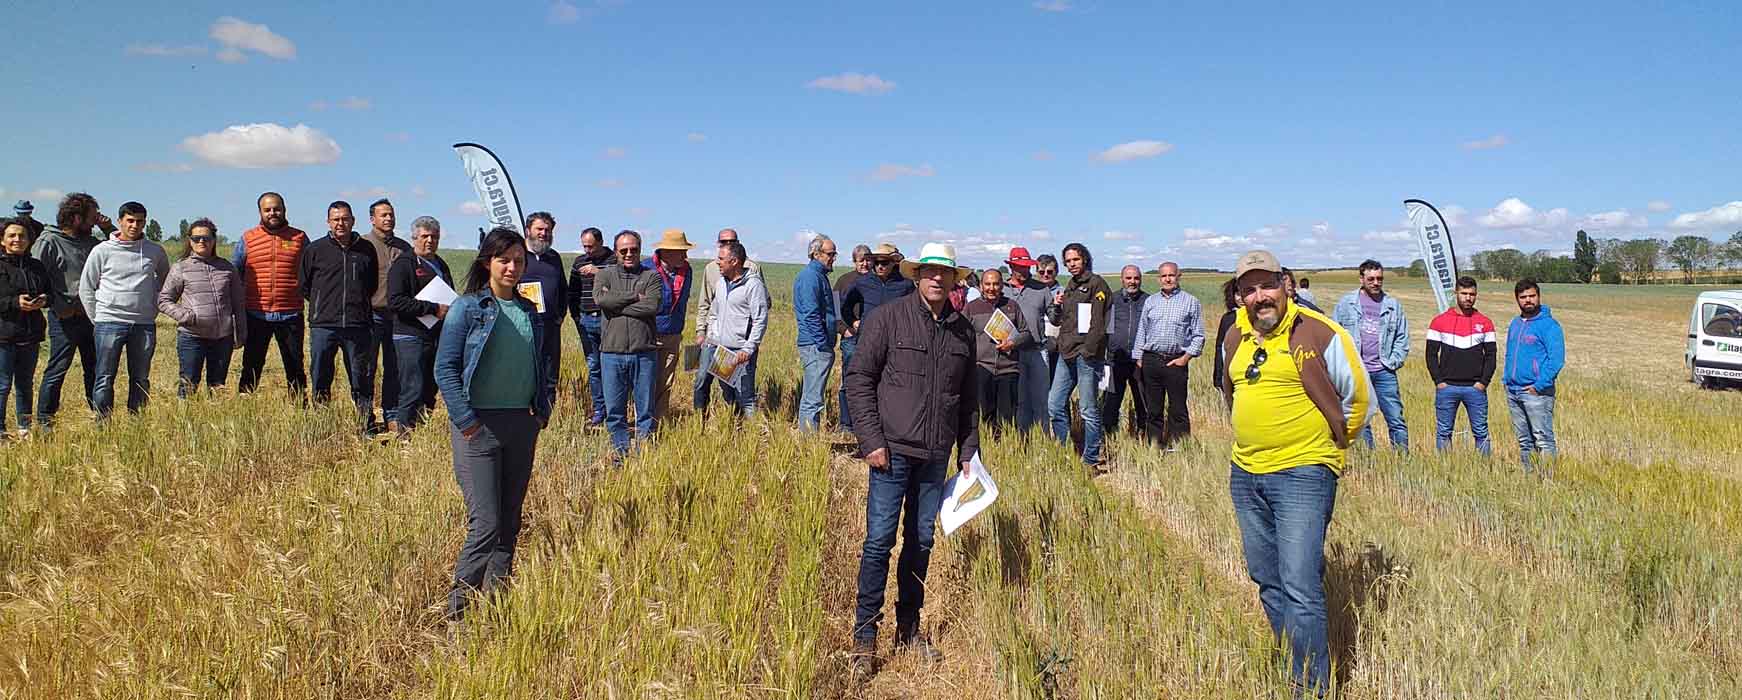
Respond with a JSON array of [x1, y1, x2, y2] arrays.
[[844, 242, 979, 676], [964, 268, 1029, 430], [386, 216, 455, 433], [695, 241, 768, 417]]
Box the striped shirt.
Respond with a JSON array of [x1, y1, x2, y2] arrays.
[[1131, 288, 1205, 360]]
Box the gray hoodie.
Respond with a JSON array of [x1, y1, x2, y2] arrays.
[[29, 225, 102, 317], [79, 237, 170, 324]]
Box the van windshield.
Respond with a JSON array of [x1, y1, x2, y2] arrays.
[[1703, 302, 1742, 339]]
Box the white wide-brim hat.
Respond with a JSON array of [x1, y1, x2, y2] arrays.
[[898, 242, 975, 284]]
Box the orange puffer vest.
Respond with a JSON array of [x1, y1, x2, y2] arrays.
[[241, 225, 308, 313]]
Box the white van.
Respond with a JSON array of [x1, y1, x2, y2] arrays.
[[1687, 290, 1742, 389]]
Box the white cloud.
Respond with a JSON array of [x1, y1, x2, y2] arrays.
[[686, 132, 707, 143], [1181, 227, 1252, 251], [595, 178, 624, 188], [1670, 201, 1742, 231], [131, 162, 196, 174], [339, 186, 392, 199], [14, 188, 64, 203], [310, 97, 371, 111], [549, 0, 581, 23], [458, 201, 485, 216], [210, 17, 296, 62], [1475, 197, 1567, 229], [1033, 0, 1073, 11], [1578, 209, 1648, 231], [1647, 200, 1672, 213], [806, 72, 896, 95], [1030, 228, 1053, 240], [180, 123, 340, 169], [601, 146, 627, 159], [1312, 222, 1332, 236], [1103, 230, 1138, 241], [1461, 134, 1509, 151], [126, 44, 206, 57], [1095, 140, 1174, 163], [867, 163, 935, 182]]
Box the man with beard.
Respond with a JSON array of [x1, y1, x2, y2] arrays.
[[521, 212, 567, 400], [1501, 278, 1564, 471], [1221, 249, 1372, 697], [32, 192, 113, 426], [1047, 243, 1111, 470], [232, 192, 310, 397], [1333, 260, 1409, 450], [364, 199, 412, 432], [567, 227, 613, 426], [1424, 276, 1496, 454]]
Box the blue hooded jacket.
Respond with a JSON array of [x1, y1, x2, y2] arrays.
[[1503, 305, 1565, 394], [643, 256, 693, 336]]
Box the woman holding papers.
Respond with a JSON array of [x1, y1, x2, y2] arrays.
[[386, 216, 455, 432], [156, 218, 246, 397], [434, 226, 553, 623], [963, 268, 1029, 429]]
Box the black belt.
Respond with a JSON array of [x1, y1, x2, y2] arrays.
[[1142, 350, 1184, 361]]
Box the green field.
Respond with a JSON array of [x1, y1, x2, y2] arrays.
[[2, 253, 1738, 698]]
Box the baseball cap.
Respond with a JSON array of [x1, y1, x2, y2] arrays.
[[1234, 250, 1283, 278]]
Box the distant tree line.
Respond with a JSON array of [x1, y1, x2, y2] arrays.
[[1407, 229, 1742, 285]]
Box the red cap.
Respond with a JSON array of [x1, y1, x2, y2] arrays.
[[1005, 246, 1037, 268]]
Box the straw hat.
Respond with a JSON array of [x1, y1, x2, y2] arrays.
[[899, 242, 974, 284], [652, 229, 696, 251], [868, 242, 901, 260]]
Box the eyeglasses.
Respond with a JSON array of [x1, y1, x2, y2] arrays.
[[1245, 347, 1268, 384], [717, 238, 736, 245], [188, 236, 215, 243], [1036, 268, 1057, 277]]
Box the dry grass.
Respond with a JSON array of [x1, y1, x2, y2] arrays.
[[1, 263, 1736, 698]]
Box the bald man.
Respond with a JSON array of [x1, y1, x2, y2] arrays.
[[1102, 264, 1149, 437], [693, 228, 759, 409]]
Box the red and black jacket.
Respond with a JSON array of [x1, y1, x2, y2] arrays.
[[1425, 308, 1497, 386]]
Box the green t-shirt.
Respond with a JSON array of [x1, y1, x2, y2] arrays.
[[468, 298, 537, 410]]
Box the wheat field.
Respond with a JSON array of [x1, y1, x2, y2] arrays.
[[1, 255, 1737, 699]]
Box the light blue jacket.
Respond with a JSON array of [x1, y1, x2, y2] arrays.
[[1503, 306, 1565, 395], [434, 290, 555, 432], [1332, 290, 1410, 371], [792, 259, 835, 350]]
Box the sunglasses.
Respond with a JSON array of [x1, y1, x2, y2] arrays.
[[618, 247, 640, 255], [188, 236, 215, 243], [1245, 346, 1268, 384], [1036, 268, 1057, 276]]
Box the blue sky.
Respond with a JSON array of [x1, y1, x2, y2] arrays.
[[5, 0, 1740, 269]]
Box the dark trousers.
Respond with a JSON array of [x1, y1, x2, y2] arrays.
[[0, 341, 40, 431], [1139, 351, 1191, 446], [854, 453, 947, 643], [309, 325, 374, 425], [175, 333, 234, 397], [239, 314, 307, 395], [38, 313, 96, 423], [371, 312, 399, 423], [1100, 356, 1147, 435], [837, 335, 858, 430], [394, 336, 437, 429], [976, 367, 1019, 428], [447, 408, 542, 620]]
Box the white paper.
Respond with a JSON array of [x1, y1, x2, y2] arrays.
[[414, 276, 459, 328], [940, 452, 999, 536], [516, 281, 546, 314], [1076, 302, 1091, 334], [1098, 363, 1112, 392], [1044, 322, 1060, 338]]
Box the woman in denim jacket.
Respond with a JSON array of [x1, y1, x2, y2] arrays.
[[433, 226, 555, 622]]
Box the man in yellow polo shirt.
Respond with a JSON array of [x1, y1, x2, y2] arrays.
[[1219, 250, 1373, 696]]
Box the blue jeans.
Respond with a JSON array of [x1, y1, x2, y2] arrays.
[[1047, 356, 1105, 464], [1434, 384, 1490, 455], [1230, 463, 1338, 694], [797, 343, 834, 431], [836, 335, 858, 430], [371, 312, 400, 423], [175, 333, 234, 398], [309, 325, 375, 425], [1505, 388, 1557, 468], [576, 314, 604, 423], [394, 337, 437, 429], [38, 313, 96, 423], [696, 344, 759, 416], [0, 342, 41, 431], [1014, 348, 1049, 432], [602, 351, 655, 455], [853, 453, 947, 642], [92, 321, 157, 417], [1359, 368, 1408, 450]]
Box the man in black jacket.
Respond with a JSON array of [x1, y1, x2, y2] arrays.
[[300, 201, 379, 432], [386, 216, 454, 433], [844, 242, 979, 675], [566, 227, 613, 426]]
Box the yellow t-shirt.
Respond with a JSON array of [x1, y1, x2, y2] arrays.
[[1228, 304, 1360, 474]]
